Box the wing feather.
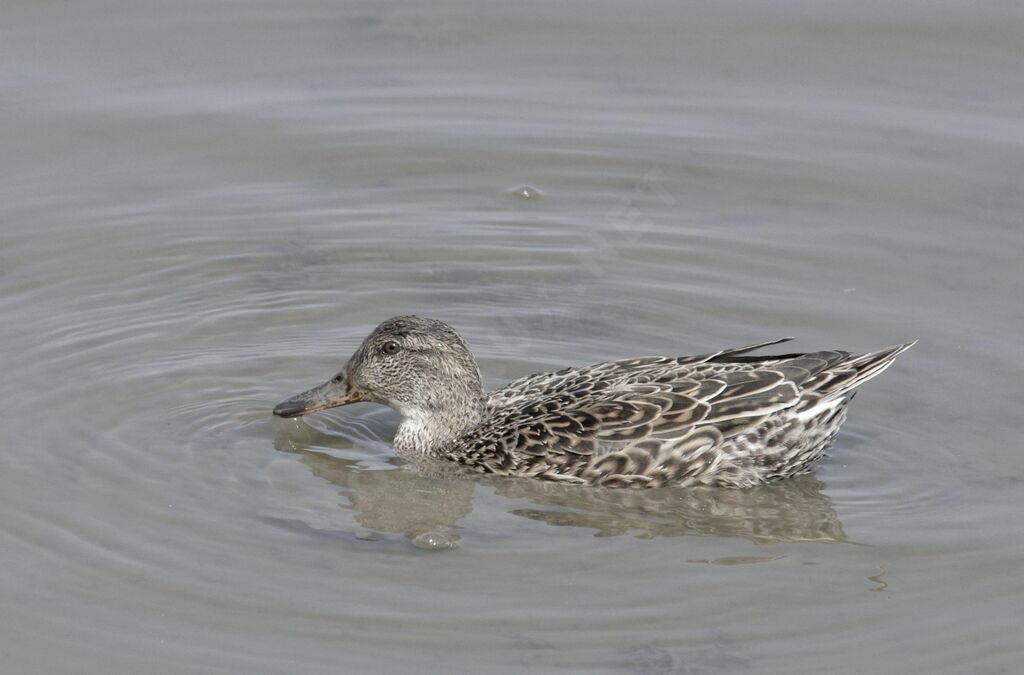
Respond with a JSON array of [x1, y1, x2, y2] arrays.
[[462, 339, 912, 485]]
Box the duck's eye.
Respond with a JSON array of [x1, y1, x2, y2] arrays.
[[381, 341, 400, 355]]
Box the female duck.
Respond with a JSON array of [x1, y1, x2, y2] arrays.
[[274, 316, 913, 488]]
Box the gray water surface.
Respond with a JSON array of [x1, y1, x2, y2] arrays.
[[3, 2, 1023, 673]]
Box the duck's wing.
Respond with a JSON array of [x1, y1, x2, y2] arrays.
[[467, 341, 797, 464], [461, 341, 913, 482], [484, 337, 797, 412]]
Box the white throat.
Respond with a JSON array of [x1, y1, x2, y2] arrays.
[[391, 401, 482, 456]]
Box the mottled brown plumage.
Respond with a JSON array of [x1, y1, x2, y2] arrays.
[[274, 316, 914, 488]]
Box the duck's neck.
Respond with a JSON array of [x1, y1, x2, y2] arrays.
[[392, 396, 485, 456]]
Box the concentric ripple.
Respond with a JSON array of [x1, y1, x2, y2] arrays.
[[3, 1, 1023, 671]]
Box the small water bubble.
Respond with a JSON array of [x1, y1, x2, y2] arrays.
[[412, 531, 458, 551], [508, 185, 542, 200]]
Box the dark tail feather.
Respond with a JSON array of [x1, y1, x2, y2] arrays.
[[709, 337, 796, 359]]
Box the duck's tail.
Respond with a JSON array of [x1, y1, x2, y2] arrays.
[[808, 340, 917, 400]]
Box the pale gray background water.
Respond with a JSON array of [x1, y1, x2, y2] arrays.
[[2, 1, 1023, 673]]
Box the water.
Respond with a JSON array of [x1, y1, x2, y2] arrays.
[[2, 1, 1023, 673]]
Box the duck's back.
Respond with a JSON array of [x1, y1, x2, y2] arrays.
[[450, 339, 914, 488]]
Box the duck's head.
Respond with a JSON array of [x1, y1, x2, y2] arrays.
[[273, 316, 484, 451]]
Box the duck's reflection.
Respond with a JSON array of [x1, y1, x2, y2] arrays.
[[273, 427, 475, 539], [274, 423, 846, 544], [492, 475, 846, 542]]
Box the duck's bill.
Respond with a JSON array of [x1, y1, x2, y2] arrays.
[[273, 380, 366, 418]]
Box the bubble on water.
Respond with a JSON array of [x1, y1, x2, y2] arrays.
[[412, 531, 458, 550], [508, 185, 541, 199]]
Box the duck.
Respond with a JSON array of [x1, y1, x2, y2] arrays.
[[273, 316, 914, 488]]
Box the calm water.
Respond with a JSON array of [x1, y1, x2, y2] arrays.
[[3, 2, 1023, 673]]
